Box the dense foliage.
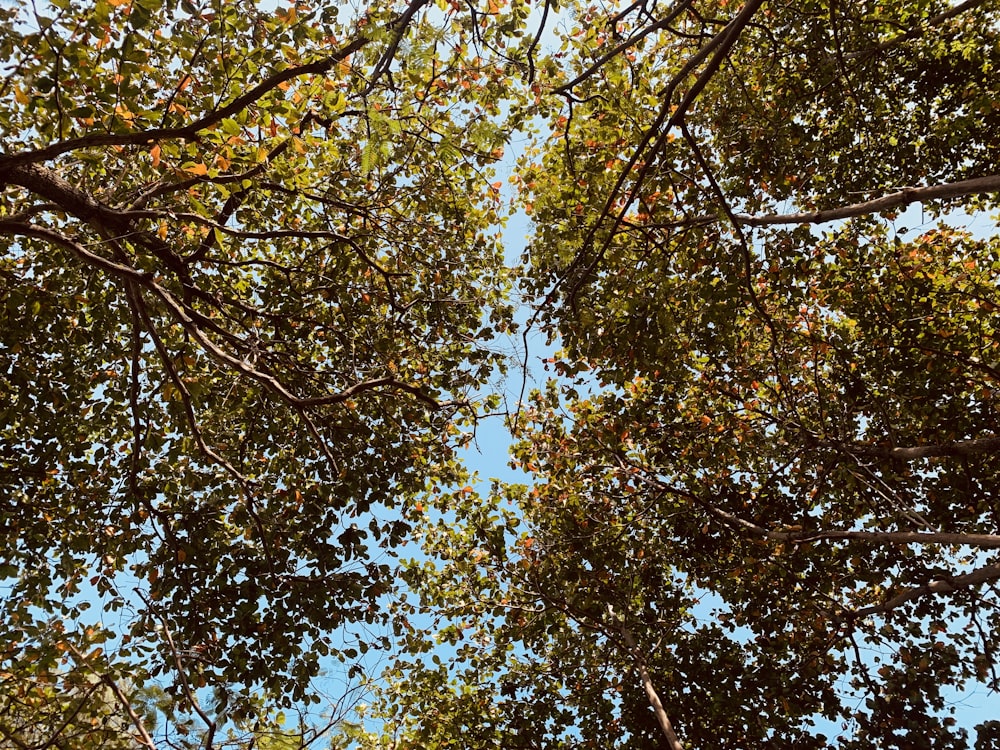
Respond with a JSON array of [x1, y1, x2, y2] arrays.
[[3, 0, 1000, 748], [0, 0, 518, 744]]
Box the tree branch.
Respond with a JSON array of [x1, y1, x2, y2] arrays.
[[667, 174, 1000, 228], [610, 606, 684, 750], [140, 601, 217, 747], [837, 435, 1000, 460], [1, 163, 122, 224], [0, 37, 368, 170], [0, 219, 451, 425], [64, 644, 158, 750], [633, 469, 1000, 549], [825, 0, 988, 64], [364, 0, 432, 93], [852, 561, 1000, 619], [552, 0, 695, 95], [0, 220, 150, 282], [791, 529, 1000, 549], [696, 494, 1000, 549], [563, 0, 766, 307]]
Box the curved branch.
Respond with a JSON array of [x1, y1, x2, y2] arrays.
[[0, 222, 450, 414], [562, 0, 767, 307], [294, 375, 436, 407], [64, 644, 158, 750], [827, 0, 988, 65], [136, 598, 217, 744], [364, 0, 432, 93], [0, 220, 149, 281], [552, 0, 695, 95], [0, 37, 368, 170]]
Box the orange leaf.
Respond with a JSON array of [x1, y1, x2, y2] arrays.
[[150, 144, 161, 168]]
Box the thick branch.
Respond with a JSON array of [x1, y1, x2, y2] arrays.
[[841, 435, 1000, 460], [1, 163, 122, 224], [634, 470, 1000, 549], [612, 608, 684, 750], [672, 174, 1000, 227], [853, 561, 1000, 619]]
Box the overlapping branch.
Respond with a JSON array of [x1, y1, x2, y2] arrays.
[[561, 0, 767, 306], [0, 172, 457, 416]]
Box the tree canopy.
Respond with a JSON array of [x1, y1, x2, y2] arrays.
[[3, 0, 1000, 747]]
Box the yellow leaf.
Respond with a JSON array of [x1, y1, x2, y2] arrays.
[[185, 162, 208, 176], [13, 86, 29, 105], [114, 104, 135, 123]]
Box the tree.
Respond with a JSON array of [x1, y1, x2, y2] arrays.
[[1, 0, 526, 743], [362, 0, 1000, 748], [4, 0, 1000, 748]]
